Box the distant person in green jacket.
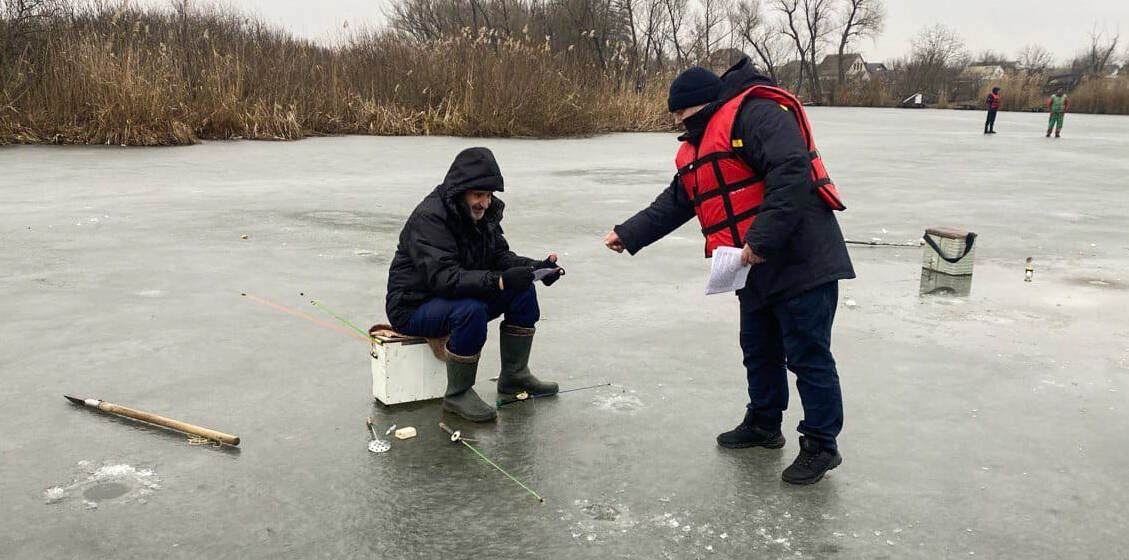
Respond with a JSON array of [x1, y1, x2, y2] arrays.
[[1047, 88, 1069, 138]]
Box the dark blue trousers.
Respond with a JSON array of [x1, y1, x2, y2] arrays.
[[400, 287, 539, 357], [738, 281, 843, 449]]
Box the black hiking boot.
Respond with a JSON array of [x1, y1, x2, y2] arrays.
[[716, 411, 785, 449], [781, 436, 842, 485], [497, 324, 558, 397], [442, 351, 496, 422]]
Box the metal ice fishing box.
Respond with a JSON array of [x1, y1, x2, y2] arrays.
[[921, 227, 977, 276], [371, 334, 446, 406]]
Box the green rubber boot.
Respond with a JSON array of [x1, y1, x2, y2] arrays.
[[442, 351, 496, 422], [497, 324, 559, 397]]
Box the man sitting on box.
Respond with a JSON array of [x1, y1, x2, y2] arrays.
[[385, 147, 563, 422]]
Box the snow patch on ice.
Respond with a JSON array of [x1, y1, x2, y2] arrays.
[[595, 394, 644, 413], [44, 461, 160, 508]]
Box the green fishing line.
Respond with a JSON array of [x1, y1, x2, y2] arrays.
[[310, 299, 372, 340], [460, 439, 544, 503]]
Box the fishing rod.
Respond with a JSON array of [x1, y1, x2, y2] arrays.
[[496, 383, 615, 407], [310, 299, 372, 340], [438, 422, 544, 504], [242, 293, 373, 344], [845, 239, 920, 247]]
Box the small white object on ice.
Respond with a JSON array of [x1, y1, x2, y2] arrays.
[[394, 427, 417, 440], [845, 299, 857, 308], [881, 228, 889, 234], [44, 487, 66, 504], [887, 540, 896, 546], [706, 545, 714, 552], [720, 533, 728, 539]]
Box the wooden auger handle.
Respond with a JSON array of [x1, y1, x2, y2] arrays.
[[100, 401, 240, 446]]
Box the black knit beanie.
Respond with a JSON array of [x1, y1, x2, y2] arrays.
[[667, 67, 722, 112]]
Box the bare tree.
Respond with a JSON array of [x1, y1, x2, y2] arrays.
[[730, 0, 786, 81], [637, 0, 670, 73], [1017, 44, 1053, 75], [663, 0, 690, 65], [0, 0, 67, 65], [695, 0, 732, 63], [833, 0, 883, 99], [800, 0, 833, 101], [775, 0, 808, 94], [907, 23, 967, 97], [972, 49, 1008, 65], [1071, 28, 1119, 77]]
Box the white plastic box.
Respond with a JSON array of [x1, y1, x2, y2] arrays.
[[921, 227, 977, 276], [371, 334, 447, 406]]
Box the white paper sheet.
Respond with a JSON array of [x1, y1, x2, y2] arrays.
[[705, 246, 750, 295]]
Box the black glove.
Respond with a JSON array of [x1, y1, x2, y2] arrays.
[[535, 257, 563, 286], [500, 266, 535, 291]]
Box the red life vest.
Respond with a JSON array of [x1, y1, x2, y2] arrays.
[[987, 92, 1000, 109], [675, 85, 845, 257]]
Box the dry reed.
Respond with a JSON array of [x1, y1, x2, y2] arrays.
[[0, 5, 670, 145]]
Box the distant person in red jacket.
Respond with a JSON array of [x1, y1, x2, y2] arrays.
[[1047, 87, 1069, 138], [984, 86, 1000, 134]]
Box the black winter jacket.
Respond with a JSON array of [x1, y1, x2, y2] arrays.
[[386, 148, 537, 329], [613, 58, 855, 310]]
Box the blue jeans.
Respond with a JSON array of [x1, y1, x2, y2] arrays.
[[399, 287, 539, 357], [738, 281, 843, 449]]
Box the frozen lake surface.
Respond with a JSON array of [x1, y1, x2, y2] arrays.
[[2, 107, 1128, 558]]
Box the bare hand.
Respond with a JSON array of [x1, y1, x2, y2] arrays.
[[604, 231, 625, 253], [741, 243, 766, 266]]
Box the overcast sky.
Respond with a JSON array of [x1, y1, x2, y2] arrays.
[[142, 0, 1126, 65]]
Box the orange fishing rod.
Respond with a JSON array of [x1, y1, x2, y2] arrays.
[[242, 293, 373, 344]]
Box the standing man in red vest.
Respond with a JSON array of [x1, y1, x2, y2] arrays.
[[603, 59, 855, 485], [985, 86, 1001, 134]]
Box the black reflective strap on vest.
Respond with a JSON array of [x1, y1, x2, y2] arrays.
[[702, 206, 759, 235], [678, 151, 738, 176], [691, 175, 760, 206], [709, 160, 743, 244]]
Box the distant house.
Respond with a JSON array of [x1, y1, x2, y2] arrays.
[[1105, 65, 1122, 79], [954, 64, 1006, 100], [705, 48, 750, 73], [865, 62, 888, 75], [961, 64, 1006, 83], [817, 54, 870, 84], [1044, 72, 1083, 94], [776, 60, 805, 89]]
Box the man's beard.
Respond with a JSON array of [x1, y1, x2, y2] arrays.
[[465, 203, 485, 222]]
